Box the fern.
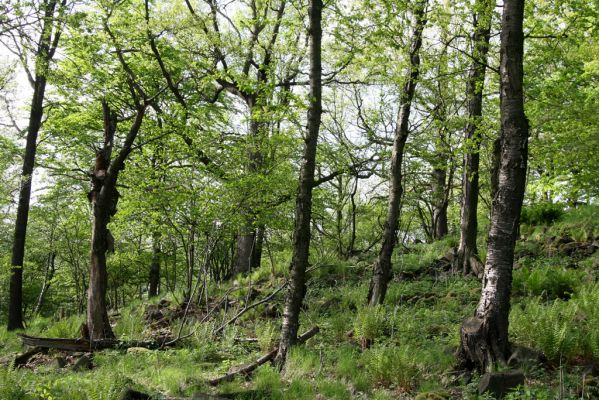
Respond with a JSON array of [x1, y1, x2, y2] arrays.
[[573, 284, 599, 359], [511, 299, 578, 361], [353, 305, 388, 346], [365, 345, 419, 389], [0, 368, 27, 400]]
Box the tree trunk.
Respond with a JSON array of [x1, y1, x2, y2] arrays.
[[33, 252, 56, 315], [87, 102, 117, 340], [149, 233, 160, 297], [87, 101, 146, 340], [457, 0, 492, 276], [232, 221, 256, 275], [186, 226, 195, 296], [251, 224, 265, 272], [229, 2, 286, 275], [274, 0, 322, 368], [457, 0, 528, 372], [367, 1, 427, 306], [335, 175, 345, 257], [347, 176, 358, 257], [431, 165, 449, 240], [8, 0, 61, 331]]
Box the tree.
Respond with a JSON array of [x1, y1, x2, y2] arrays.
[[367, 0, 427, 306], [180, 0, 296, 276], [275, 0, 323, 367], [457, 0, 529, 372], [456, 0, 493, 276], [86, 100, 147, 339], [6, 0, 67, 330]]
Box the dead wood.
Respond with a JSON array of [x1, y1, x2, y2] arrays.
[[213, 283, 287, 336], [13, 346, 46, 368], [18, 334, 167, 352], [207, 326, 319, 386]]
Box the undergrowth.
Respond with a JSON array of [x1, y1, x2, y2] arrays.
[[0, 206, 597, 399]]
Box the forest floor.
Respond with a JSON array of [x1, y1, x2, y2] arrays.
[[1, 206, 599, 400]]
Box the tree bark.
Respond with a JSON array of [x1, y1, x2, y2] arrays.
[[87, 101, 146, 340], [457, 0, 528, 372], [8, 0, 63, 331], [149, 232, 160, 297], [274, 0, 322, 368], [33, 252, 56, 315], [251, 224, 265, 272], [367, 1, 427, 306], [229, 1, 287, 275], [457, 0, 492, 276], [232, 219, 256, 275], [431, 165, 449, 240]]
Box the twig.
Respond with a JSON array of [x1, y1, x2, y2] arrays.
[[213, 283, 287, 335], [207, 326, 319, 386], [212, 264, 326, 336]]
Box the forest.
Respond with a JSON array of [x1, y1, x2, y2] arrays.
[[0, 0, 598, 398]]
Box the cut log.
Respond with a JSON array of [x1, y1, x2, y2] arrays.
[[18, 333, 167, 352], [208, 326, 319, 386]]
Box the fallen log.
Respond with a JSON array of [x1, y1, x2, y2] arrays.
[[207, 326, 319, 386], [18, 334, 166, 352]]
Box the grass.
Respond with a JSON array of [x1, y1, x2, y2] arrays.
[[0, 206, 598, 399]]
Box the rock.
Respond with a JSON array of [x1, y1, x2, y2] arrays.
[[127, 347, 152, 354], [317, 296, 341, 313], [54, 357, 67, 369], [72, 354, 93, 371], [432, 256, 452, 273], [262, 304, 280, 318], [444, 248, 457, 263], [559, 241, 581, 256], [583, 363, 599, 377], [556, 236, 574, 246], [507, 345, 544, 367], [159, 299, 171, 307], [478, 370, 525, 399], [119, 388, 150, 400], [576, 242, 598, 257]]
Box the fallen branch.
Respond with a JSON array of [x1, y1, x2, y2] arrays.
[[207, 326, 319, 386], [213, 283, 287, 336], [18, 334, 167, 352], [213, 264, 326, 336], [163, 286, 244, 347]]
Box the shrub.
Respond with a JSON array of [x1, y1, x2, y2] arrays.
[[520, 203, 564, 226]]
